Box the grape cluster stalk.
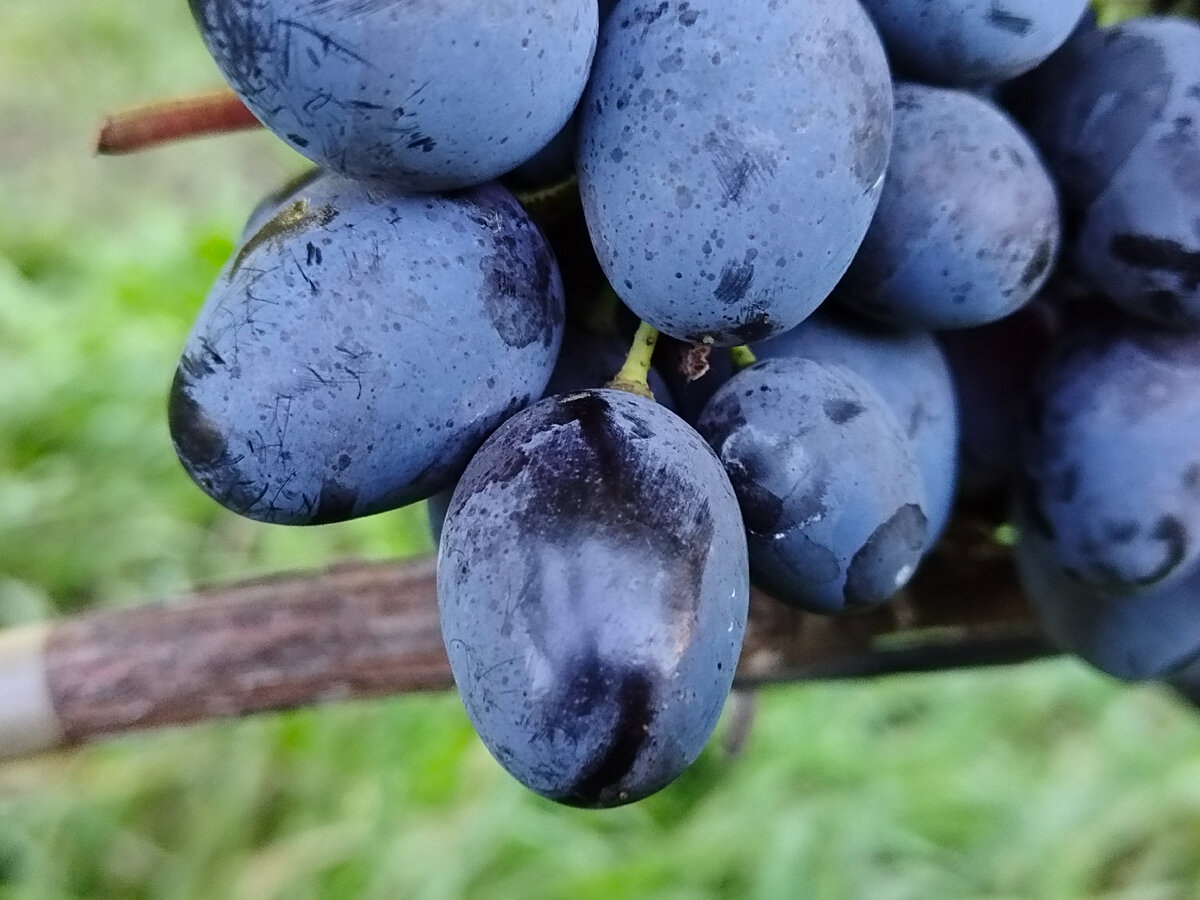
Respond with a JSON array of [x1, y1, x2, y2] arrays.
[[94, 0, 1200, 806]]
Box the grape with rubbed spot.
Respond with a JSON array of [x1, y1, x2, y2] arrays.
[[1012, 16, 1200, 327], [438, 389, 748, 807], [753, 309, 958, 543], [859, 0, 1090, 86], [189, 0, 598, 189], [1020, 319, 1200, 594], [697, 357, 928, 613], [171, 175, 564, 525]]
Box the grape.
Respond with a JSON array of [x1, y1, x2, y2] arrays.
[[859, 0, 1090, 86], [189, 0, 598, 189], [837, 83, 1060, 330], [1011, 17, 1200, 328], [1020, 320, 1200, 594], [753, 309, 958, 543], [170, 175, 564, 525], [577, 0, 893, 344], [697, 357, 928, 613], [1016, 505, 1200, 682], [438, 389, 748, 807]]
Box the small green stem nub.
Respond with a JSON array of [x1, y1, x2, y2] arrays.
[[607, 321, 660, 399], [729, 344, 758, 371]]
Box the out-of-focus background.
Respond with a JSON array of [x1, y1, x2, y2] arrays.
[[2, 1, 1200, 897]]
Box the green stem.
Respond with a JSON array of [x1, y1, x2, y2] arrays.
[[607, 321, 660, 399], [729, 344, 758, 371]]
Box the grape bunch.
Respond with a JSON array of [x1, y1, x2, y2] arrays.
[[171, 0, 1200, 806]]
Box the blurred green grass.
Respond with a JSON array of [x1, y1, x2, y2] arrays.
[[2, 1, 1200, 898]]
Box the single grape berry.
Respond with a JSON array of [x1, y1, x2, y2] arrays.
[[1020, 320, 1200, 595], [577, 0, 893, 344], [438, 389, 749, 807], [170, 175, 564, 525], [1013, 17, 1200, 328], [836, 83, 1060, 330], [859, 0, 1091, 86], [753, 309, 959, 543], [188, 0, 598, 189], [697, 357, 929, 614]]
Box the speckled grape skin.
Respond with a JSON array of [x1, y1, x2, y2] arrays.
[[577, 0, 893, 345], [752, 309, 958, 543], [1020, 322, 1200, 595], [1013, 18, 1200, 328], [1016, 504, 1200, 682], [859, 0, 1089, 86], [697, 358, 928, 614], [837, 84, 1060, 330], [188, 0, 598, 189], [438, 389, 748, 807], [170, 175, 565, 525]]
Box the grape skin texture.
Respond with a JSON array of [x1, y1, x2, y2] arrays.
[[697, 358, 928, 614], [859, 0, 1090, 86], [1020, 323, 1200, 595], [1016, 504, 1200, 682], [438, 389, 748, 808], [837, 84, 1060, 331], [1013, 17, 1200, 328], [170, 176, 564, 525], [188, 0, 598, 189], [577, 0, 893, 345], [753, 310, 959, 543], [426, 326, 676, 546]]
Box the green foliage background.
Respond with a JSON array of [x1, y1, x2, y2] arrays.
[[2, 2, 1200, 897]]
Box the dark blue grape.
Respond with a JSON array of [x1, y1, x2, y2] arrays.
[[859, 0, 1090, 86], [577, 0, 893, 344], [753, 309, 958, 543], [1020, 321, 1200, 595], [837, 83, 1060, 330], [1016, 505, 1200, 682], [1013, 17, 1200, 328], [189, 0, 598, 189], [170, 175, 564, 525], [697, 357, 928, 613], [438, 389, 748, 807]]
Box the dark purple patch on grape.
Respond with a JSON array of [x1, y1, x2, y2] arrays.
[[1109, 234, 1200, 291], [843, 503, 927, 608], [824, 398, 865, 425], [557, 661, 655, 807], [307, 481, 358, 525], [713, 257, 755, 306], [167, 374, 225, 471]]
